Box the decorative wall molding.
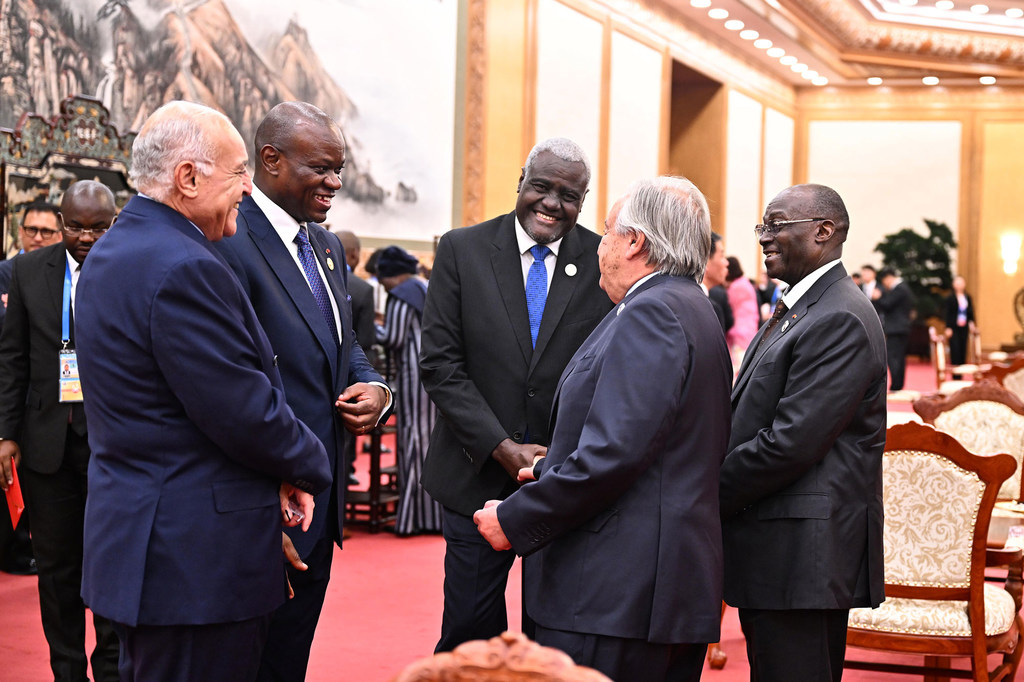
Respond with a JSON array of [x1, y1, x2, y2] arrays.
[[462, 0, 487, 227]]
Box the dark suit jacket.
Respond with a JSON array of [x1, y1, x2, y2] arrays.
[[708, 284, 733, 332], [215, 195, 385, 557], [420, 212, 612, 516], [347, 272, 376, 352], [499, 275, 731, 643], [874, 280, 915, 336], [0, 244, 82, 473], [721, 263, 886, 611], [75, 196, 332, 627], [943, 291, 974, 330]]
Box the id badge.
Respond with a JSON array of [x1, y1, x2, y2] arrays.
[[59, 349, 84, 403]]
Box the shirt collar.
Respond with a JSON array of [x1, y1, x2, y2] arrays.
[[65, 250, 80, 270], [781, 258, 842, 308], [514, 214, 562, 258], [624, 271, 660, 299], [251, 185, 304, 246]]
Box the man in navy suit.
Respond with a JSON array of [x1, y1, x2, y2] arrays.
[[215, 101, 390, 681], [420, 138, 613, 652], [0, 181, 119, 681], [74, 101, 333, 682], [721, 184, 886, 681], [475, 176, 732, 682]]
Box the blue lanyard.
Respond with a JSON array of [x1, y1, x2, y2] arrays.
[[61, 259, 72, 349]]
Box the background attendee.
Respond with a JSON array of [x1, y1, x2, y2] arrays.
[[703, 232, 732, 333], [374, 245, 441, 536], [754, 270, 779, 324], [420, 137, 613, 652], [860, 264, 878, 299], [725, 256, 759, 363], [333, 229, 376, 352], [0, 181, 118, 682], [215, 101, 390, 682], [872, 267, 916, 391], [75, 101, 333, 682], [944, 275, 976, 368], [721, 184, 886, 682], [474, 176, 731, 682]]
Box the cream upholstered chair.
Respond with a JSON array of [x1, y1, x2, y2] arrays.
[[982, 356, 1024, 405], [913, 379, 1024, 502], [929, 325, 980, 394], [845, 423, 1023, 682]]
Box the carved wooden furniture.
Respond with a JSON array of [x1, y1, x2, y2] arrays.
[[845, 422, 1023, 682], [913, 379, 1024, 502], [1, 94, 134, 256], [929, 325, 983, 394], [344, 423, 399, 533], [982, 356, 1024, 405], [390, 630, 612, 681]]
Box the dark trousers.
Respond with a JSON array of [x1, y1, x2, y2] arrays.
[[20, 428, 118, 682], [113, 616, 270, 682], [435, 506, 517, 652], [535, 624, 707, 682], [739, 607, 850, 682], [949, 325, 970, 367], [885, 333, 909, 391], [255, 532, 335, 682]]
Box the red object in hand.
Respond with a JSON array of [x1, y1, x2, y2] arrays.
[[6, 463, 24, 528]]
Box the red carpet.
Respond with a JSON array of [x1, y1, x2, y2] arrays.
[[0, 360, 985, 680]]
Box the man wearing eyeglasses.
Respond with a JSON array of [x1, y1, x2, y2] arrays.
[[720, 184, 886, 682], [0, 180, 120, 681], [0, 202, 64, 332]]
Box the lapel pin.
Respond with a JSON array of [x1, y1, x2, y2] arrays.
[[327, 258, 335, 271], [781, 320, 790, 332], [565, 263, 577, 277]]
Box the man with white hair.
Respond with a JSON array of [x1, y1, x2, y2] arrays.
[[420, 137, 613, 651], [474, 176, 732, 681], [74, 101, 332, 681]]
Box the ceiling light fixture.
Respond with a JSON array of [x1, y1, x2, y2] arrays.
[[802, 70, 819, 79], [867, 77, 883, 85], [724, 19, 745, 30], [812, 76, 829, 86], [1007, 7, 1024, 16], [970, 3, 989, 13], [791, 63, 808, 72], [766, 47, 785, 57], [780, 55, 798, 65], [980, 75, 997, 84], [740, 29, 760, 40], [754, 38, 773, 48], [935, 0, 954, 7], [708, 8, 729, 19], [922, 76, 940, 85]]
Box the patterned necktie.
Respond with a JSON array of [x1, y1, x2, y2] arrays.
[[294, 224, 340, 346], [526, 244, 551, 347], [757, 298, 789, 352]]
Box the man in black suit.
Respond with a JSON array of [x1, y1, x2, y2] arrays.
[[474, 176, 732, 682], [420, 137, 613, 652], [704, 232, 733, 332], [872, 267, 916, 391], [0, 181, 119, 681], [215, 101, 390, 681], [721, 184, 886, 681], [334, 229, 376, 352]]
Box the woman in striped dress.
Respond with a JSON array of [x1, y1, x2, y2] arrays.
[[375, 247, 442, 535]]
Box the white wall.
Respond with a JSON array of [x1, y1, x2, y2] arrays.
[[724, 90, 764, 278]]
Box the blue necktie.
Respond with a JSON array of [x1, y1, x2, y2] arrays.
[[295, 225, 340, 346], [526, 244, 551, 347]]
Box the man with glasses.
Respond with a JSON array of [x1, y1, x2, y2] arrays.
[[720, 184, 887, 681], [0, 181, 120, 681], [0, 202, 64, 332]]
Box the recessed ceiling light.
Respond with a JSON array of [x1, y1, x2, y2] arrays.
[[754, 38, 773, 49], [764, 0, 782, 8], [766, 47, 785, 57], [724, 19, 745, 30], [922, 76, 940, 85], [690, 0, 712, 6], [900, 0, 918, 6], [780, 55, 798, 65], [802, 70, 819, 79], [1007, 7, 1024, 16], [936, 0, 954, 7], [867, 77, 883, 85], [740, 29, 760, 40], [971, 3, 989, 12], [980, 75, 997, 84], [791, 63, 808, 72], [708, 8, 729, 19], [812, 76, 829, 86]]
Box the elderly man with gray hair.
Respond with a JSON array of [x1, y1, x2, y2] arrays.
[[474, 176, 732, 682]]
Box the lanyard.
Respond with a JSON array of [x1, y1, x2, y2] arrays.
[[62, 259, 72, 349]]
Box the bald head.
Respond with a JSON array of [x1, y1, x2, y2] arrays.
[[255, 102, 341, 155], [334, 230, 361, 270], [61, 180, 115, 216]]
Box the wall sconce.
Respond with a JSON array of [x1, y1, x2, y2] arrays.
[[1002, 233, 1022, 275]]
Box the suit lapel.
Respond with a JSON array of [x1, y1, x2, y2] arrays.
[[45, 247, 67, 339], [530, 227, 584, 371], [309, 227, 353, 370], [239, 198, 339, 377], [490, 213, 533, 364]]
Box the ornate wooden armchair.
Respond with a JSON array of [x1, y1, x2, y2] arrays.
[[982, 356, 1024, 405], [390, 631, 611, 681], [929, 325, 983, 394], [845, 422, 1023, 681], [913, 379, 1024, 502]]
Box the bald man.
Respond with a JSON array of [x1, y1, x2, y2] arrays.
[[0, 181, 120, 681], [215, 101, 390, 681]]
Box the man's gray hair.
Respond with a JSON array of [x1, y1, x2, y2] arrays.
[[611, 176, 711, 281], [524, 138, 592, 187], [129, 101, 231, 201]]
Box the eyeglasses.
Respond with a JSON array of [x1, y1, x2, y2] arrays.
[[753, 218, 827, 239], [22, 226, 61, 240], [62, 226, 108, 237]]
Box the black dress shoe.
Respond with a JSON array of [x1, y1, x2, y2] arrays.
[[1, 556, 37, 575]]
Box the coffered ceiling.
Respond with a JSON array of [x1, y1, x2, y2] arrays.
[[660, 0, 1024, 86]]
